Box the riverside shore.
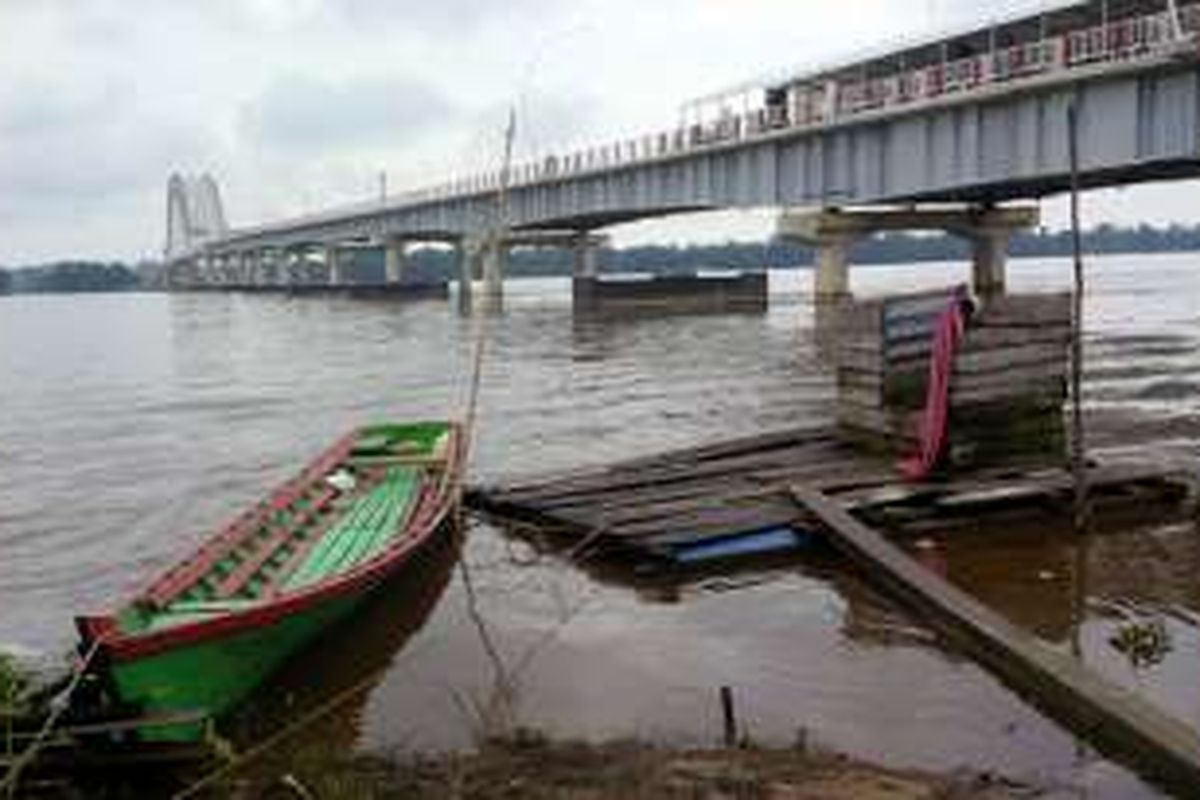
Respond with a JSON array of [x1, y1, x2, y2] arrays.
[[224, 732, 1028, 799]]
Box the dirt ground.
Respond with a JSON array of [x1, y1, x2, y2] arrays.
[[243, 732, 1029, 800]]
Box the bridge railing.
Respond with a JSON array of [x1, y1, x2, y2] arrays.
[[383, 5, 1199, 212]]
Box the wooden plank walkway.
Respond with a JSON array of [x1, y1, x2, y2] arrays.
[[792, 485, 1200, 796], [468, 425, 1192, 563]]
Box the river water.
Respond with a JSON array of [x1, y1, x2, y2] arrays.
[[2, 254, 1199, 797]]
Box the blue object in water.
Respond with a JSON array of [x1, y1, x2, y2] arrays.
[[671, 526, 809, 564]]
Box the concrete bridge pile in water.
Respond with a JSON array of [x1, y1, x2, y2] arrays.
[[166, 0, 1200, 306]]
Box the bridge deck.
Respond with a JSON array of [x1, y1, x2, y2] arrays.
[[173, 0, 1200, 265]]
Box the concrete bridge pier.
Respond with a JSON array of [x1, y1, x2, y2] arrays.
[[235, 253, 249, 287], [249, 250, 266, 286], [286, 247, 308, 285], [777, 205, 1039, 302], [325, 245, 345, 287], [455, 241, 473, 313], [204, 255, 219, 286], [481, 239, 506, 309], [966, 220, 1016, 299], [270, 250, 285, 286], [385, 239, 407, 285], [172, 257, 195, 289], [263, 250, 284, 286], [572, 236, 600, 279], [813, 231, 852, 303]]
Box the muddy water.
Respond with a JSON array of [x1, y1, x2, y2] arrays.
[[2, 254, 1200, 797]]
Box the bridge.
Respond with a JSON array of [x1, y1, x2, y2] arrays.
[[166, 0, 1200, 305]]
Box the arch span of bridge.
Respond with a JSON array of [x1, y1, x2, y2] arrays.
[[167, 0, 1200, 302]]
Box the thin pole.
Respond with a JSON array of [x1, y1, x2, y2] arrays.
[[497, 108, 517, 233], [720, 686, 738, 747], [1167, 0, 1184, 39], [1067, 101, 1089, 535]]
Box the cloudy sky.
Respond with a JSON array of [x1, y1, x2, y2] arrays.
[[1, 0, 1197, 264]]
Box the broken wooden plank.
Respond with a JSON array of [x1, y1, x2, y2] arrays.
[[492, 439, 845, 506], [791, 484, 1200, 796], [602, 502, 802, 540], [494, 427, 833, 495], [976, 292, 1071, 326]]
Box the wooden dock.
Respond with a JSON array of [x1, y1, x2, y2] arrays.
[[793, 485, 1200, 796], [468, 425, 1192, 564], [469, 427, 1199, 794]]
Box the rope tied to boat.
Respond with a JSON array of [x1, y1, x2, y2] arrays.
[[0, 636, 106, 794]]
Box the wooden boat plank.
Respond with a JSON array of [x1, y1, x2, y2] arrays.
[[145, 437, 358, 607], [334, 468, 421, 573], [346, 454, 449, 468], [213, 485, 340, 598], [282, 479, 394, 589]]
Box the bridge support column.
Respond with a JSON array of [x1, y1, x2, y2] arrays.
[[455, 241, 472, 313], [966, 216, 1017, 299], [249, 251, 264, 286], [814, 233, 852, 303], [241, 251, 253, 286], [778, 205, 1039, 304], [385, 240, 407, 285], [326, 245, 344, 286], [572, 236, 600, 279], [262, 251, 282, 286], [286, 248, 307, 285], [172, 258, 193, 289], [481, 240, 506, 304]]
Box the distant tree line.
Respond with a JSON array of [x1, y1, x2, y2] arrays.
[[373, 222, 1200, 279], [4, 261, 142, 294], [9, 223, 1200, 293]]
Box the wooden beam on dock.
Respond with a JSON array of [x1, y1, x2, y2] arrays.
[[790, 484, 1200, 796]]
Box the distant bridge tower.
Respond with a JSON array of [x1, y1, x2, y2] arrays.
[[165, 173, 228, 262]]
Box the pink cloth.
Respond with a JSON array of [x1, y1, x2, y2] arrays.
[[900, 289, 970, 481]]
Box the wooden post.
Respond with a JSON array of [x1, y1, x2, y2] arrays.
[[1067, 102, 1089, 535], [719, 685, 738, 747]]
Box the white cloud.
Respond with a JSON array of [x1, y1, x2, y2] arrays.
[[2, 0, 1199, 262]]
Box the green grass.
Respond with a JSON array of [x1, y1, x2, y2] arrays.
[[0, 652, 27, 707]]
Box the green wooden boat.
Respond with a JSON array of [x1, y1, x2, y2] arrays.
[[75, 421, 463, 742]]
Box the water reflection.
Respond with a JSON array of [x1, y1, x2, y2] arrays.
[[226, 528, 461, 753]]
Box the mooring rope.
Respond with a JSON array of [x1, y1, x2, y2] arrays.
[[175, 207, 501, 800], [171, 650, 412, 800], [0, 637, 104, 794]]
